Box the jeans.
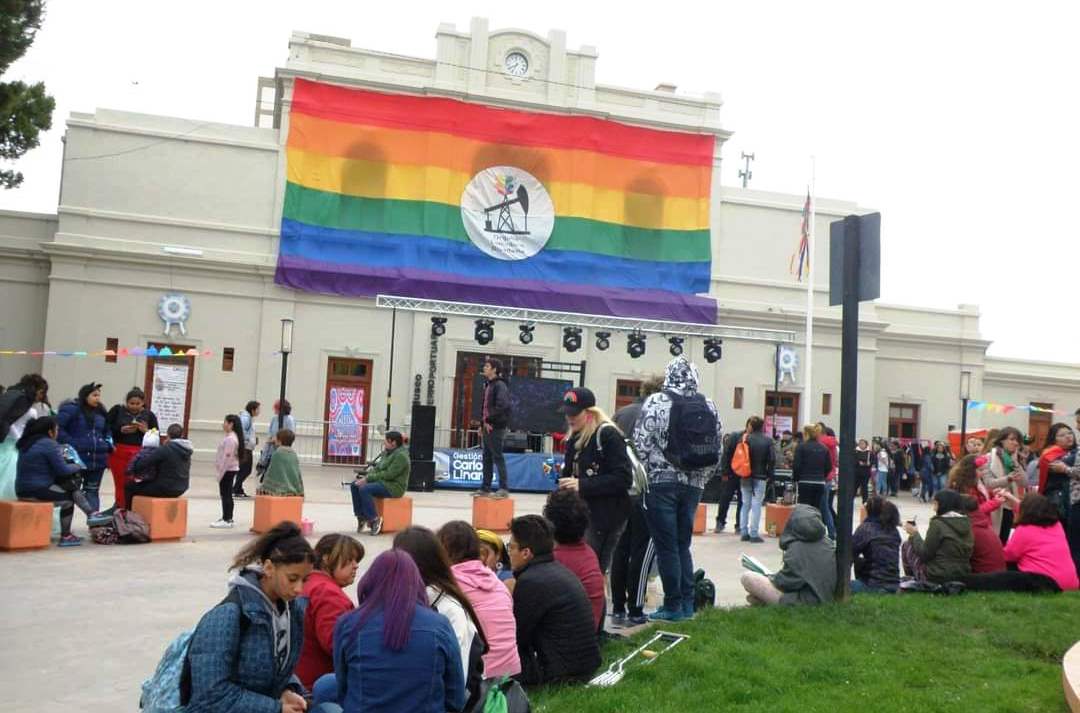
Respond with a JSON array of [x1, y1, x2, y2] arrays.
[[644, 482, 702, 613], [739, 478, 766, 538], [481, 428, 508, 491], [82, 468, 105, 512], [350, 481, 393, 521], [875, 470, 889, 495], [716, 476, 742, 529], [797, 482, 835, 539], [934, 474, 947, 493], [920, 471, 936, 501], [312, 673, 339, 707]]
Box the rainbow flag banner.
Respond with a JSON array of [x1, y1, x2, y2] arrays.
[[276, 79, 718, 323]]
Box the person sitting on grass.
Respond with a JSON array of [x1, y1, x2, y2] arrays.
[[350, 430, 410, 536], [476, 528, 515, 585], [297, 534, 365, 692], [15, 416, 111, 547], [901, 489, 974, 584], [543, 489, 605, 631], [125, 423, 192, 509], [508, 514, 601, 686], [1002, 493, 1078, 591], [258, 429, 304, 497], [185, 522, 314, 713], [851, 496, 901, 593], [740, 504, 837, 606]]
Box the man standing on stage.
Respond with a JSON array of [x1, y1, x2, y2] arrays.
[[476, 357, 511, 498]]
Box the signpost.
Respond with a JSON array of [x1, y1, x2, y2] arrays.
[[829, 212, 881, 601]]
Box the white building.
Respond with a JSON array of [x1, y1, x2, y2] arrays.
[[1, 18, 1078, 460]]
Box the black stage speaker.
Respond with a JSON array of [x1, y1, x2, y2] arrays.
[[503, 430, 529, 454], [409, 460, 435, 492], [410, 404, 436, 461]]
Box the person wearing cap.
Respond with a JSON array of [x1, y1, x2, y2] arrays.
[[477, 358, 512, 498], [560, 387, 633, 576]]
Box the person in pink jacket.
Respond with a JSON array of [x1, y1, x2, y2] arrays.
[[438, 520, 521, 678], [1003, 493, 1079, 591], [212, 415, 243, 529]]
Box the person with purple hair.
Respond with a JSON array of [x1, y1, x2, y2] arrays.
[[312, 550, 466, 713]]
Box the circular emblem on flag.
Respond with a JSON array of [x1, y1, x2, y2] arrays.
[[460, 166, 555, 261]]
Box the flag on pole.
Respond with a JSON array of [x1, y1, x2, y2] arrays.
[[789, 190, 811, 281]]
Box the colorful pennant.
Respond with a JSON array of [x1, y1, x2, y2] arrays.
[[967, 400, 1066, 416]]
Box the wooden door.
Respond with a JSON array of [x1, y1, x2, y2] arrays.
[[615, 379, 642, 414], [144, 342, 196, 437], [888, 403, 920, 440], [324, 357, 373, 464], [1028, 402, 1053, 452], [764, 391, 800, 438]]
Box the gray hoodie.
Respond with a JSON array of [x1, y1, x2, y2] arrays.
[[229, 568, 292, 676], [771, 505, 837, 605]]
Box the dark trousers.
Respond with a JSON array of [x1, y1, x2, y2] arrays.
[[610, 498, 651, 617], [998, 508, 1014, 545], [586, 511, 629, 575], [887, 469, 898, 496], [715, 476, 742, 529], [855, 468, 871, 503], [233, 449, 253, 494], [481, 428, 508, 492], [21, 484, 94, 537], [125, 480, 184, 510], [81, 468, 105, 512], [218, 471, 237, 521]]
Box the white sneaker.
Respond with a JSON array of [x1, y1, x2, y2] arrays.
[[210, 519, 234, 529]]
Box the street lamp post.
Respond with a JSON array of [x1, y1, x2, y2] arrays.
[[279, 319, 294, 426], [959, 369, 972, 456]]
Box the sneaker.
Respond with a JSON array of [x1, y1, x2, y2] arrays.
[[494, 489, 510, 499], [715, 521, 725, 532], [369, 516, 384, 536], [233, 491, 249, 499], [749, 536, 765, 544], [58, 534, 82, 547], [649, 608, 686, 622], [356, 518, 366, 534], [472, 489, 492, 498], [87, 512, 113, 528], [626, 614, 649, 626], [610, 612, 627, 628], [210, 519, 234, 529], [740, 534, 751, 542]]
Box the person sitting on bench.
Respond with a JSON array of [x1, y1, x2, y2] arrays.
[[258, 429, 304, 497], [125, 423, 192, 509], [350, 431, 409, 536]]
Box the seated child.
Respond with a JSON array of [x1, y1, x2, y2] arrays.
[[126, 429, 162, 485], [258, 429, 304, 496]]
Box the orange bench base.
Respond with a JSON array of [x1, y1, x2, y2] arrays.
[[0, 500, 54, 551], [472, 496, 515, 533], [132, 496, 188, 541], [765, 503, 795, 538], [693, 503, 707, 534], [375, 496, 413, 533], [252, 496, 304, 534]]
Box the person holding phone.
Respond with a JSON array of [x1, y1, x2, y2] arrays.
[[106, 387, 159, 514]]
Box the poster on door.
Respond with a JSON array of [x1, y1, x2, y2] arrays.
[[765, 414, 793, 437], [152, 362, 189, 430], [327, 385, 365, 457]]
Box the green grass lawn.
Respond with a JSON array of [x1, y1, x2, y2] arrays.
[[529, 592, 1080, 713]]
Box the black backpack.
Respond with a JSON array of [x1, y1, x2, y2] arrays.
[[663, 391, 720, 470], [693, 569, 716, 611]]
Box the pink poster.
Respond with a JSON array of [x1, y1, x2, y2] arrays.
[[328, 385, 366, 457]]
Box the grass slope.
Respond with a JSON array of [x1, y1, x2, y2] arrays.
[[530, 592, 1080, 713]]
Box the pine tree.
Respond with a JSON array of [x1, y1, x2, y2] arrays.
[[0, 1, 55, 189]]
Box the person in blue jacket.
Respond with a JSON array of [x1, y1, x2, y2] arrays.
[[15, 416, 110, 546], [185, 521, 315, 713], [56, 383, 113, 512], [312, 549, 465, 713]]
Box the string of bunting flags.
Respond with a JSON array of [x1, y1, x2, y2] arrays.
[[966, 400, 1066, 416], [0, 347, 214, 358]]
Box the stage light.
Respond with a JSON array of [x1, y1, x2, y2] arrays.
[[474, 319, 494, 345], [431, 317, 447, 338], [704, 337, 723, 363], [668, 336, 684, 357], [519, 324, 535, 344], [562, 327, 582, 352], [627, 331, 646, 359], [595, 331, 611, 351]]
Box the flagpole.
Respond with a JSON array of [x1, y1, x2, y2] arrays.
[[802, 157, 816, 428]]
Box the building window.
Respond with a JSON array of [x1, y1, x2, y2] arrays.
[[733, 387, 743, 410], [222, 348, 235, 372], [822, 393, 831, 416], [888, 403, 919, 440], [105, 337, 118, 364]]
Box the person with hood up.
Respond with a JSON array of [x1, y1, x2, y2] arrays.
[[0, 373, 50, 500], [124, 423, 192, 509], [851, 496, 901, 593], [632, 356, 722, 622], [476, 357, 512, 498], [901, 489, 975, 583], [56, 383, 113, 512], [185, 521, 314, 713], [740, 504, 837, 606], [437, 520, 521, 678]]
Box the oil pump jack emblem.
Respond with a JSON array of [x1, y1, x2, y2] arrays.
[[461, 166, 554, 261]]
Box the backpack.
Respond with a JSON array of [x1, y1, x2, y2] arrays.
[[693, 569, 716, 611], [596, 423, 649, 496], [140, 589, 247, 712], [113, 508, 151, 544], [731, 434, 752, 478], [662, 391, 720, 470], [469, 676, 532, 713]]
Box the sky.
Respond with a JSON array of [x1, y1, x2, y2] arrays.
[[1, 0, 1077, 361]]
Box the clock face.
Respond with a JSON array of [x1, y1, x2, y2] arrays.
[[505, 52, 529, 77]]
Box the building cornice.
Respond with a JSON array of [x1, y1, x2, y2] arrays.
[[58, 205, 279, 237], [65, 117, 278, 153]]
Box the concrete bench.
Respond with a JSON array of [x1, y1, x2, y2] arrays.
[[131, 496, 188, 542], [0, 500, 54, 551], [693, 503, 707, 534], [472, 496, 514, 533], [374, 496, 413, 533], [765, 503, 795, 537], [1065, 640, 1080, 713], [252, 495, 304, 534]]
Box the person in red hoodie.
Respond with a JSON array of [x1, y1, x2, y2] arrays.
[[295, 534, 365, 690], [544, 489, 605, 632], [948, 455, 1015, 573]]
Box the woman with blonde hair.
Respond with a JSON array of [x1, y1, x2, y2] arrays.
[[558, 387, 633, 575]]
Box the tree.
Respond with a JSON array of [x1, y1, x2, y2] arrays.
[[0, 0, 54, 189]]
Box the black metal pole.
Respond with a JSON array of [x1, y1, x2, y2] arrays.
[[835, 214, 861, 602], [385, 308, 397, 430], [960, 397, 969, 457], [278, 351, 289, 431], [579, 360, 587, 388], [772, 343, 781, 438]]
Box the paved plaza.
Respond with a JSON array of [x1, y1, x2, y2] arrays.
[[0, 466, 934, 711]]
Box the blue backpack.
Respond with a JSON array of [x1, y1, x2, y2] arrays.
[[662, 391, 720, 470]]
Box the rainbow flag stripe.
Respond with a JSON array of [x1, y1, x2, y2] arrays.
[[276, 79, 718, 323]]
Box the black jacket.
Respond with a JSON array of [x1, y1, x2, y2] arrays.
[[745, 431, 776, 480], [106, 405, 160, 447], [792, 441, 832, 484], [0, 384, 34, 444], [852, 517, 900, 591], [482, 378, 511, 430], [513, 553, 601, 686], [130, 439, 193, 495], [720, 431, 738, 478], [564, 423, 633, 531]]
